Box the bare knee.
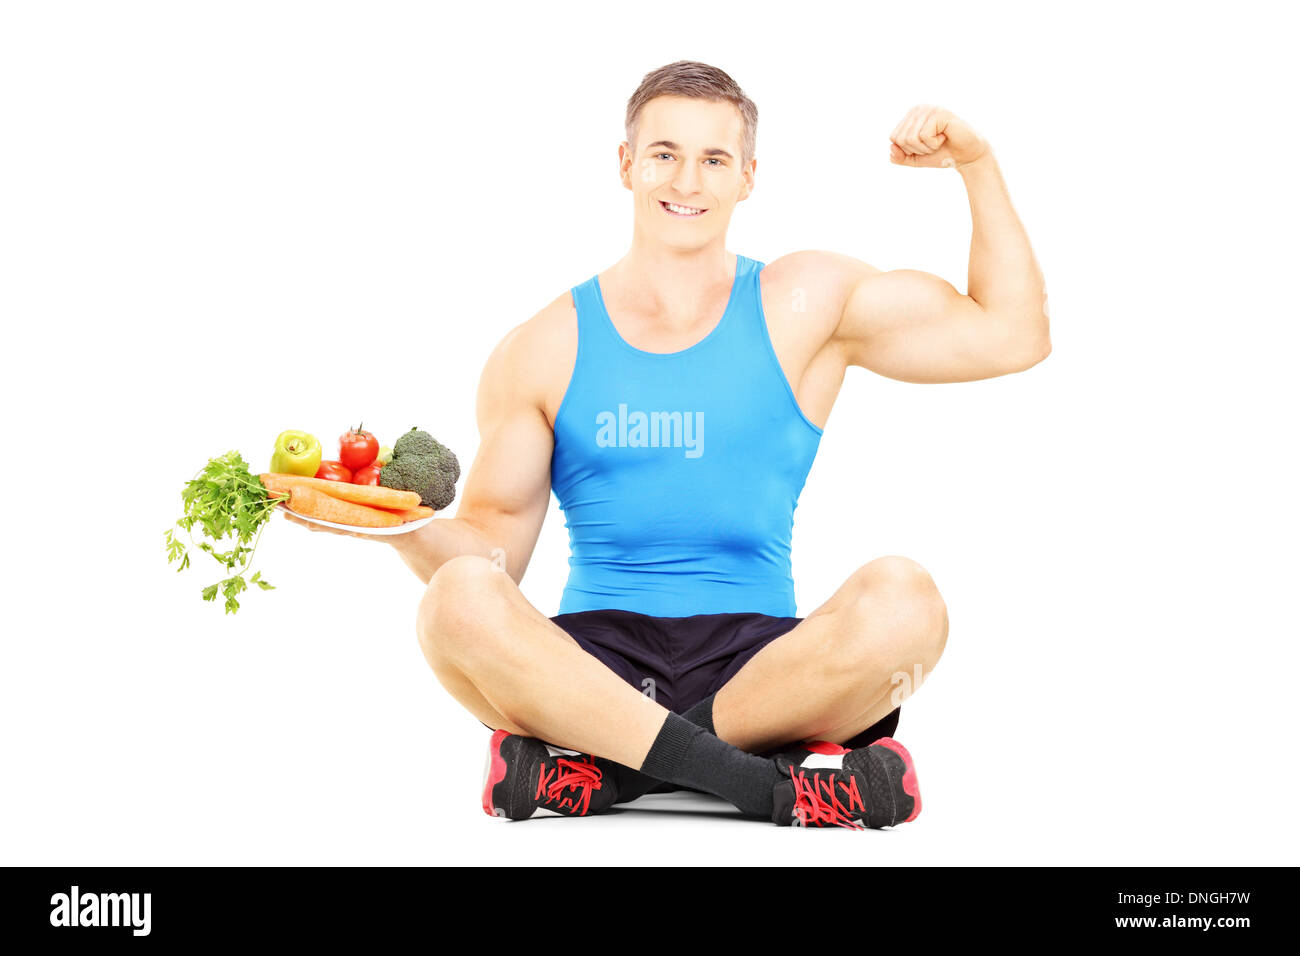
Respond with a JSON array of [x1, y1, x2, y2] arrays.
[[840, 556, 949, 673], [416, 554, 510, 668]]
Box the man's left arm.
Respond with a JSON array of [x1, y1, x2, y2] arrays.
[[835, 105, 1051, 384]]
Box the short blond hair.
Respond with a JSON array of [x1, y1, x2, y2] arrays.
[[625, 61, 757, 165]]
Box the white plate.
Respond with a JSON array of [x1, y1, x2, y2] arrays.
[[278, 502, 434, 535]]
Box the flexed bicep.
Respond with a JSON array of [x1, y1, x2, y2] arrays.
[[836, 269, 1050, 383]]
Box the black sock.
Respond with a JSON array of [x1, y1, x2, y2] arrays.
[[601, 693, 718, 803], [638, 712, 783, 818]]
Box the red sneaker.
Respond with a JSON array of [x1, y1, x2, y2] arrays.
[[481, 730, 619, 820], [771, 738, 922, 829]]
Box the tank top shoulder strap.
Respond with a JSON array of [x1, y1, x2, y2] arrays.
[[568, 274, 601, 341], [737, 253, 765, 304], [721, 254, 768, 345], [569, 272, 625, 360]]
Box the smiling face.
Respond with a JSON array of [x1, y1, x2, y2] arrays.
[[620, 95, 755, 251]]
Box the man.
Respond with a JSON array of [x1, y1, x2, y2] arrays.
[[289, 61, 1049, 828]]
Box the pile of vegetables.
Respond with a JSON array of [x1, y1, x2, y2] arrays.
[[270, 423, 394, 487], [166, 424, 458, 614]]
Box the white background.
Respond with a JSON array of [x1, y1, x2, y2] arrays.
[[2, 1, 1296, 865]]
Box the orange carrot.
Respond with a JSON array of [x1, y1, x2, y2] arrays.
[[382, 505, 435, 522], [285, 485, 404, 528], [259, 473, 420, 511]]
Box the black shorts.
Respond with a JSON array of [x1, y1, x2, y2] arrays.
[[550, 607, 901, 749], [551, 608, 800, 714]]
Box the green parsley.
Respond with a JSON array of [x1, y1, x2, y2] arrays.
[[165, 450, 285, 614]]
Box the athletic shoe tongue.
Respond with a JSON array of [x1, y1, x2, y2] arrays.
[[779, 767, 868, 829], [537, 754, 605, 814]]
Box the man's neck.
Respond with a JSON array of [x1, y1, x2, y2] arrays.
[[607, 236, 735, 325]]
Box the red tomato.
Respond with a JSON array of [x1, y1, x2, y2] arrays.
[[352, 464, 383, 486], [315, 460, 353, 482], [339, 425, 379, 471]]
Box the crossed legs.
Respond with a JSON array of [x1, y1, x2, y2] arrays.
[[415, 555, 948, 765]]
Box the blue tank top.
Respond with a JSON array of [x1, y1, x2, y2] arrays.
[[551, 253, 823, 617]]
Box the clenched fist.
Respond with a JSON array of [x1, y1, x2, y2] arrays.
[[888, 105, 989, 169]]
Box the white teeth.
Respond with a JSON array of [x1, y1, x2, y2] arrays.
[[664, 202, 704, 216]]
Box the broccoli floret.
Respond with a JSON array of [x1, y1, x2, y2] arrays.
[[379, 455, 432, 492], [380, 432, 460, 510], [419, 470, 457, 511], [393, 427, 438, 459], [430, 442, 460, 484]]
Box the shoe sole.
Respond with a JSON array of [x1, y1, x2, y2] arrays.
[[482, 729, 510, 817]]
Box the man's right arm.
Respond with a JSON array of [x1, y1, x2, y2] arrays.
[[390, 318, 558, 586]]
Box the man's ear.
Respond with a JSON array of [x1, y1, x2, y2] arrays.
[[619, 142, 633, 191], [738, 157, 757, 201]]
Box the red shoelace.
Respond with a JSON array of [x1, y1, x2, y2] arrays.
[[535, 756, 604, 815], [789, 768, 867, 829]]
